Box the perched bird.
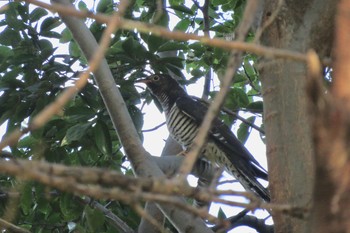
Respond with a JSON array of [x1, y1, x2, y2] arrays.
[[137, 74, 270, 202]]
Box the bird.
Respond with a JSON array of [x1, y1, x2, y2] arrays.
[[137, 73, 270, 202]]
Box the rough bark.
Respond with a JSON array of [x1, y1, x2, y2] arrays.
[[309, 0, 350, 232], [259, 0, 335, 232]]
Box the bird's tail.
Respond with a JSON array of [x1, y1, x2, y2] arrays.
[[236, 167, 270, 202]]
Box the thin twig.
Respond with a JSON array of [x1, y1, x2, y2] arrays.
[[23, 0, 308, 62], [142, 122, 166, 132], [0, 158, 301, 213], [177, 0, 262, 176]]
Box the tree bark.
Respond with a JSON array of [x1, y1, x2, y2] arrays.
[[260, 0, 335, 232], [309, 1, 350, 232]]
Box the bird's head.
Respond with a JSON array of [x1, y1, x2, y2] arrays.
[[136, 74, 184, 96]]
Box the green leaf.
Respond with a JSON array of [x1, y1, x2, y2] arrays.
[[189, 42, 206, 57], [212, 0, 229, 6], [147, 35, 166, 53], [128, 105, 144, 133], [18, 135, 39, 148], [5, 3, 26, 30], [38, 39, 54, 59], [246, 101, 263, 113], [40, 30, 62, 39], [234, 71, 247, 83], [60, 193, 82, 221], [243, 57, 256, 77], [69, 41, 81, 58], [60, 28, 73, 43], [158, 41, 188, 52], [0, 46, 13, 63], [78, 1, 88, 11], [170, 5, 194, 15], [93, 121, 112, 156], [159, 56, 184, 69], [174, 18, 191, 31], [40, 17, 61, 33], [37, 197, 52, 217], [62, 122, 92, 145], [96, 0, 113, 13], [210, 24, 232, 33], [190, 69, 205, 78], [107, 40, 124, 54], [20, 183, 33, 215], [29, 7, 48, 22], [225, 88, 249, 109], [84, 206, 105, 232], [169, 0, 184, 5], [0, 27, 21, 46], [237, 116, 255, 144]]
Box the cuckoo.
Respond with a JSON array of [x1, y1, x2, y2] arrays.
[[137, 74, 270, 202]]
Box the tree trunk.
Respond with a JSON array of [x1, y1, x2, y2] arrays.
[[260, 0, 335, 232]]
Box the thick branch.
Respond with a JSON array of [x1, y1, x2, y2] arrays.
[[52, 0, 213, 232]]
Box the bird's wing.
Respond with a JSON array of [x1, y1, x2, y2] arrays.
[[175, 96, 268, 180]]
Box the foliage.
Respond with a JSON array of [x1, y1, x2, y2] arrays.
[[0, 0, 264, 232]]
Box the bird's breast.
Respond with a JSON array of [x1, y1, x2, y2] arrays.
[[166, 105, 238, 173], [166, 104, 198, 149]]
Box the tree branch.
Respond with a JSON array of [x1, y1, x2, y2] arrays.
[[22, 0, 310, 62], [78, 197, 135, 233], [177, 0, 263, 177], [50, 0, 214, 232]]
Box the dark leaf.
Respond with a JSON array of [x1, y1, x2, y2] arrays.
[[158, 41, 188, 52], [147, 35, 166, 53], [40, 17, 61, 33], [246, 101, 263, 113], [63, 122, 93, 144], [96, 0, 114, 13], [38, 39, 54, 59], [29, 7, 48, 22], [0, 27, 21, 46], [60, 193, 82, 221], [170, 5, 194, 15], [20, 183, 33, 216], [93, 121, 112, 156], [84, 206, 106, 232], [174, 18, 191, 31], [0, 45, 13, 63]]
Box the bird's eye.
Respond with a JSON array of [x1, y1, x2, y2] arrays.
[[152, 75, 160, 81]]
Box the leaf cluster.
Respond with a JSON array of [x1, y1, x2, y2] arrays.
[[0, 0, 266, 232]]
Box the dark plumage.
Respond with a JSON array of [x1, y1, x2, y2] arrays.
[[137, 74, 270, 202]]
